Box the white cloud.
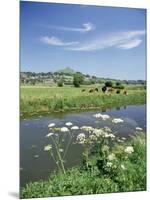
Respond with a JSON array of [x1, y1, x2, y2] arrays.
[[67, 30, 145, 51], [46, 22, 95, 33], [40, 36, 78, 46], [117, 39, 142, 49]]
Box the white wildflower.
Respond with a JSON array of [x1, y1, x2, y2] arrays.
[[136, 127, 143, 131], [108, 153, 116, 161], [93, 128, 104, 137], [89, 134, 97, 141], [121, 164, 126, 170], [103, 132, 111, 138], [109, 133, 115, 138], [112, 118, 124, 123], [102, 145, 109, 152], [46, 132, 54, 137], [103, 126, 112, 132], [65, 122, 73, 126], [48, 123, 55, 128], [71, 126, 79, 130], [117, 139, 124, 143], [80, 126, 93, 132], [59, 148, 63, 152], [124, 146, 134, 154], [122, 137, 126, 140], [106, 162, 113, 167], [76, 133, 86, 144], [94, 113, 110, 120], [44, 144, 52, 151], [60, 127, 69, 132], [34, 155, 39, 158]]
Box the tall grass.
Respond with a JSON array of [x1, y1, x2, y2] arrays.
[[20, 86, 146, 118], [20, 133, 146, 198]]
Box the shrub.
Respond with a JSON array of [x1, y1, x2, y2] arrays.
[[57, 80, 63, 87], [105, 81, 113, 87], [113, 85, 125, 90], [73, 72, 84, 87]]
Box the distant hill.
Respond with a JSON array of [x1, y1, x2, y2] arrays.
[[55, 67, 75, 75]]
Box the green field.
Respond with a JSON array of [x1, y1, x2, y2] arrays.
[[20, 85, 146, 118]]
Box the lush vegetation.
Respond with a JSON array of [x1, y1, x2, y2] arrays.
[[20, 68, 146, 86], [21, 130, 146, 198], [20, 85, 146, 118]]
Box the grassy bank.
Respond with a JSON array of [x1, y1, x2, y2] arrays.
[[20, 133, 146, 198], [20, 86, 146, 118]]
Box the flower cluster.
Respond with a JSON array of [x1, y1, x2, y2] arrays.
[[93, 113, 110, 120], [124, 146, 134, 154], [112, 118, 124, 123]]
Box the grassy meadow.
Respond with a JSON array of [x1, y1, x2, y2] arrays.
[[20, 84, 146, 118]]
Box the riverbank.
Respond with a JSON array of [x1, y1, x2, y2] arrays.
[[20, 133, 146, 198], [20, 86, 146, 118]]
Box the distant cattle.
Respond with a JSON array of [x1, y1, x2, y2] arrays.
[[108, 88, 115, 93], [82, 89, 86, 92], [123, 90, 128, 95], [95, 88, 99, 92], [89, 89, 94, 93], [102, 86, 107, 93]]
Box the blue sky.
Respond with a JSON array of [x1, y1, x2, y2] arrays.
[[20, 1, 146, 80]]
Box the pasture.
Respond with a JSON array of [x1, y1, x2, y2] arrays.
[[20, 85, 146, 118]]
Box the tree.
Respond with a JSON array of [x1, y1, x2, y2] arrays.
[[57, 80, 63, 87], [116, 82, 121, 86], [105, 81, 113, 87], [73, 72, 84, 87]]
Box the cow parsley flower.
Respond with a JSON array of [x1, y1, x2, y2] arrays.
[[136, 127, 143, 131], [80, 126, 93, 132], [121, 164, 126, 170], [71, 126, 79, 130], [48, 123, 55, 128], [46, 133, 54, 137], [76, 133, 86, 144], [89, 134, 97, 141], [124, 146, 134, 154], [44, 144, 52, 151], [93, 128, 104, 137], [60, 127, 69, 132], [103, 126, 112, 132], [108, 153, 116, 161], [106, 162, 113, 167], [112, 118, 124, 123], [65, 122, 73, 126], [93, 113, 110, 120]]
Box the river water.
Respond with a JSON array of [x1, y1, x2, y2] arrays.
[[20, 104, 146, 187]]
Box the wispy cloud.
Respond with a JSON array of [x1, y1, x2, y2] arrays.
[[45, 22, 95, 33], [67, 30, 145, 51], [40, 36, 78, 46], [116, 39, 142, 49], [40, 30, 145, 51]]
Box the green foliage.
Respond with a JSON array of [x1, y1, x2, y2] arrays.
[[113, 82, 125, 90], [105, 81, 113, 87], [20, 86, 146, 118], [21, 134, 146, 198], [57, 80, 63, 87], [73, 72, 84, 87]]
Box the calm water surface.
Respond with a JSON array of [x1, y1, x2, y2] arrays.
[[20, 105, 146, 187]]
